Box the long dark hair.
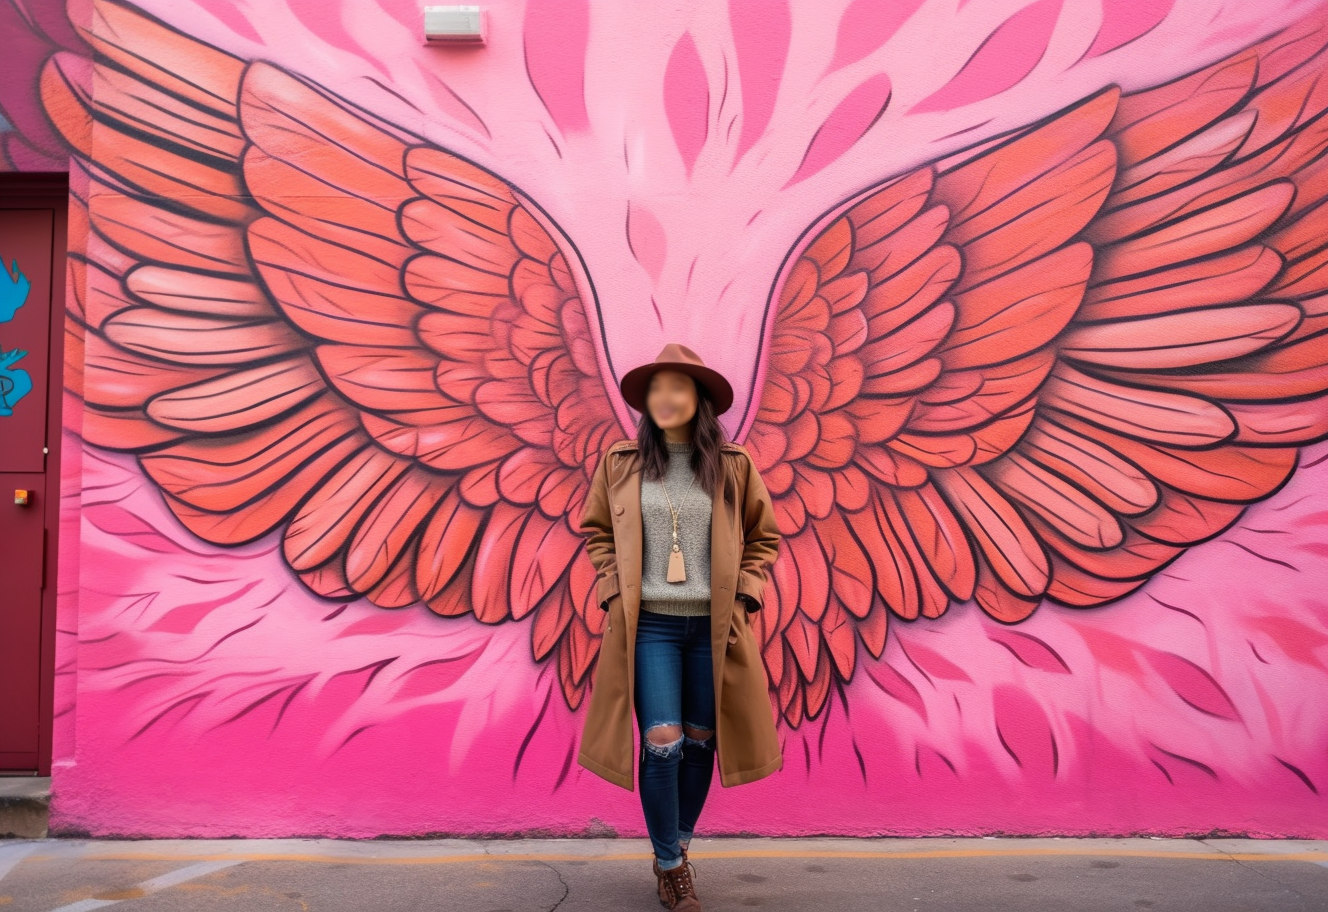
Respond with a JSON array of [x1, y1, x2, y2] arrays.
[[636, 377, 727, 498]]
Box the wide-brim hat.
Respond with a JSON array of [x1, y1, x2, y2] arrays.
[[619, 343, 735, 416]]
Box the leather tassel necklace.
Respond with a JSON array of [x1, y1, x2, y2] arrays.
[[660, 470, 698, 583]]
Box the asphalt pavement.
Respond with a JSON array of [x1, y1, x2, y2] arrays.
[[1, 836, 1326, 911]]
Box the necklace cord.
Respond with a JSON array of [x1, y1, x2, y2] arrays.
[[659, 465, 697, 550]]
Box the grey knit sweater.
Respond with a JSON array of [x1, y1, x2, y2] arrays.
[[639, 439, 712, 616]]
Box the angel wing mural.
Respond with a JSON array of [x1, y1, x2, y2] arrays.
[[4, 0, 1328, 834]]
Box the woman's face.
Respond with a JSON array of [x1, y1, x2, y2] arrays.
[[646, 369, 698, 432]]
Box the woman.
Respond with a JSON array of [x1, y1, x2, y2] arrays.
[[576, 343, 784, 911]]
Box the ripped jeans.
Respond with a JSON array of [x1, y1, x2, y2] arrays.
[[634, 609, 717, 871]]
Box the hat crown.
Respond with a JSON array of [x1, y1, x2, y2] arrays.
[[652, 342, 705, 368]]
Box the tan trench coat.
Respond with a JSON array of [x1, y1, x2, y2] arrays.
[[575, 438, 784, 790]]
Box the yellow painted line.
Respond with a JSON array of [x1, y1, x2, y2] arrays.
[[19, 848, 1328, 865]]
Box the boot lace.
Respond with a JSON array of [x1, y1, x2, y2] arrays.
[[662, 859, 698, 902]]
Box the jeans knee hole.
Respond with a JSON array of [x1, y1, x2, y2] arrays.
[[644, 725, 683, 759], [682, 726, 714, 749]]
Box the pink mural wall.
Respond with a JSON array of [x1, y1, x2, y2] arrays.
[[3, 0, 1328, 838]]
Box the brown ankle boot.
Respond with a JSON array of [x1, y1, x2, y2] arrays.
[[653, 856, 701, 910]]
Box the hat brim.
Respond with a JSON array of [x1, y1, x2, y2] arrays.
[[619, 361, 735, 416]]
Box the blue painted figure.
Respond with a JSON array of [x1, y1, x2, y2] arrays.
[[0, 346, 32, 416], [1, 258, 29, 323], [0, 258, 32, 416]]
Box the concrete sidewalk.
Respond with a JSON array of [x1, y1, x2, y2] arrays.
[[1, 836, 1326, 911], [0, 778, 48, 839]]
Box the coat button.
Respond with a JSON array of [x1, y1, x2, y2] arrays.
[[614, 504, 624, 515]]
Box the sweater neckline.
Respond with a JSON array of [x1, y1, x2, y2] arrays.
[[664, 439, 693, 452]]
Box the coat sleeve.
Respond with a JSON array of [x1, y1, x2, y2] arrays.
[[578, 448, 620, 611], [735, 450, 781, 611]]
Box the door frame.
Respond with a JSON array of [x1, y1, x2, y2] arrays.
[[1, 173, 69, 776]]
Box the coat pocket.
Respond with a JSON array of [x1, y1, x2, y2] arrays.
[[725, 610, 750, 653], [597, 570, 620, 610]]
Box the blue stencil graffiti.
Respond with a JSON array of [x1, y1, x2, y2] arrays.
[[0, 258, 32, 417], [0, 257, 29, 321]]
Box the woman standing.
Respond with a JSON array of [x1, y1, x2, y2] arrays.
[[576, 343, 784, 911]]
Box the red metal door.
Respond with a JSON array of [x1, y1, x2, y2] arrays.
[[0, 206, 56, 773]]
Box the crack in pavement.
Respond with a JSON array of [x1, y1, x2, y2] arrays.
[[476, 845, 568, 912], [537, 860, 571, 912], [1198, 839, 1318, 907]]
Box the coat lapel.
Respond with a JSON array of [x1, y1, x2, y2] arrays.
[[613, 447, 643, 728], [617, 448, 642, 620], [709, 452, 736, 712]]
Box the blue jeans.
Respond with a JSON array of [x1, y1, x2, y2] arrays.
[[634, 610, 717, 870]]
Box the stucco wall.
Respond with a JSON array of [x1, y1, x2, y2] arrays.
[[2, 0, 1327, 838]]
